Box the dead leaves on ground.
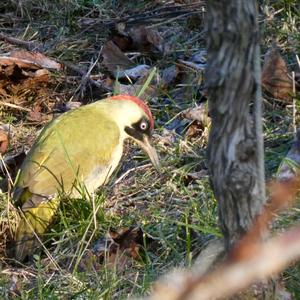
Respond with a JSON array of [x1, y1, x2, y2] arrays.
[[262, 45, 294, 103], [101, 41, 151, 85], [0, 50, 63, 123], [101, 30, 209, 149], [102, 40, 135, 76], [9, 50, 62, 71], [157, 103, 210, 150], [102, 39, 160, 100], [0, 129, 9, 154], [80, 226, 152, 272], [277, 128, 300, 182], [0, 24, 207, 132], [112, 25, 167, 55], [0, 50, 61, 80], [3, 17, 299, 277], [163, 50, 206, 103]]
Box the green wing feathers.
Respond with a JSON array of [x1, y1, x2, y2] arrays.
[[15, 104, 121, 199], [13, 103, 121, 260]]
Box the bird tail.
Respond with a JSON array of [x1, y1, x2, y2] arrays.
[[14, 198, 60, 262]]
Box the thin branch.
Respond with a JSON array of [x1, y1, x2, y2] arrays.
[[0, 32, 42, 52], [113, 163, 152, 186], [0, 101, 31, 112], [64, 62, 112, 94], [104, 3, 205, 27], [73, 47, 104, 100], [143, 226, 300, 300], [296, 54, 300, 70], [292, 71, 296, 134], [140, 176, 300, 300], [163, 226, 300, 300]]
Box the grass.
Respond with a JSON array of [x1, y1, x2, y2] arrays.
[[0, 152, 218, 299], [0, 0, 300, 299]]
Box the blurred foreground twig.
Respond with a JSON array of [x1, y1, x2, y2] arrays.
[[141, 178, 300, 300]]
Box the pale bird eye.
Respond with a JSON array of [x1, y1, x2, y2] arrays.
[[140, 121, 148, 130]]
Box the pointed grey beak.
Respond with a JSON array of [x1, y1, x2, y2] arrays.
[[138, 136, 160, 172]]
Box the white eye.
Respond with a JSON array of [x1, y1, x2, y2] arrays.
[[140, 121, 148, 131]]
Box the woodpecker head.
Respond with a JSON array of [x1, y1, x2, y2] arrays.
[[109, 95, 160, 171]]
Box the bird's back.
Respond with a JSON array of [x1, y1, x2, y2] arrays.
[[14, 102, 121, 206]]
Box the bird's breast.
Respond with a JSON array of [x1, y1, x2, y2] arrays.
[[83, 141, 124, 194]]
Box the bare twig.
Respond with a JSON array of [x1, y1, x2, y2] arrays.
[[0, 154, 13, 186], [64, 62, 112, 94], [230, 178, 299, 260], [0, 32, 42, 52], [296, 54, 300, 70], [113, 163, 152, 186], [0, 101, 31, 112], [73, 47, 103, 100], [292, 71, 296, 134], [140, 176, 300, 300], [78, 2, 205, 34], [147, 226, 300, 300]]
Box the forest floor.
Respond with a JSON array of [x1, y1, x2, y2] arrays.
[[0, 1, 299, 299]]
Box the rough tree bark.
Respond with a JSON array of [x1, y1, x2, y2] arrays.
[[206, 1, 265, 250]]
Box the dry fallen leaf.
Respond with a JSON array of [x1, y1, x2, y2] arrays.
[[116, 82, 156, 100], [102, 41, 152, 81], [10, 50, 62, 70], [155, 129, 178, 147], [161, 65, 179, 87], [102, 40, 135, 76], [128, 26, 166, 54], [181, 104, 211, 141], [33, 69, 50, 81], [0, 129, 9, 154], [27, 104, 52, 123], [0, 57, 40, 70], [121, 64, 150, 81], [262, 45, 293, 102], [182, 104, 210, 124], [185, 121, 205, 139], [80, 226, 150, 272], [113, 25, 167, 54], [0, 50, 62, 73]]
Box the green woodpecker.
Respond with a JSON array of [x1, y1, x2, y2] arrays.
[[13, 94, 160, 261]]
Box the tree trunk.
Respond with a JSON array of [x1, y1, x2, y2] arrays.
[[206, 1, 265, 250]]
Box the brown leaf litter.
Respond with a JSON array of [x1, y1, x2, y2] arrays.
[[102, 40, 135, 76], [79, 226, 153, 272], [0, 50, 64, 123], [0, 129, 9, 154], [262, 45, 293, 103], [0, 50, 61, 72], [113, 25, 167, 55]]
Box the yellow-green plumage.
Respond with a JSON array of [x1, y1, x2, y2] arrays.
[[14, 198, 60, 261], [13, 96, 158, 261], [15, 103, 120, 200]]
